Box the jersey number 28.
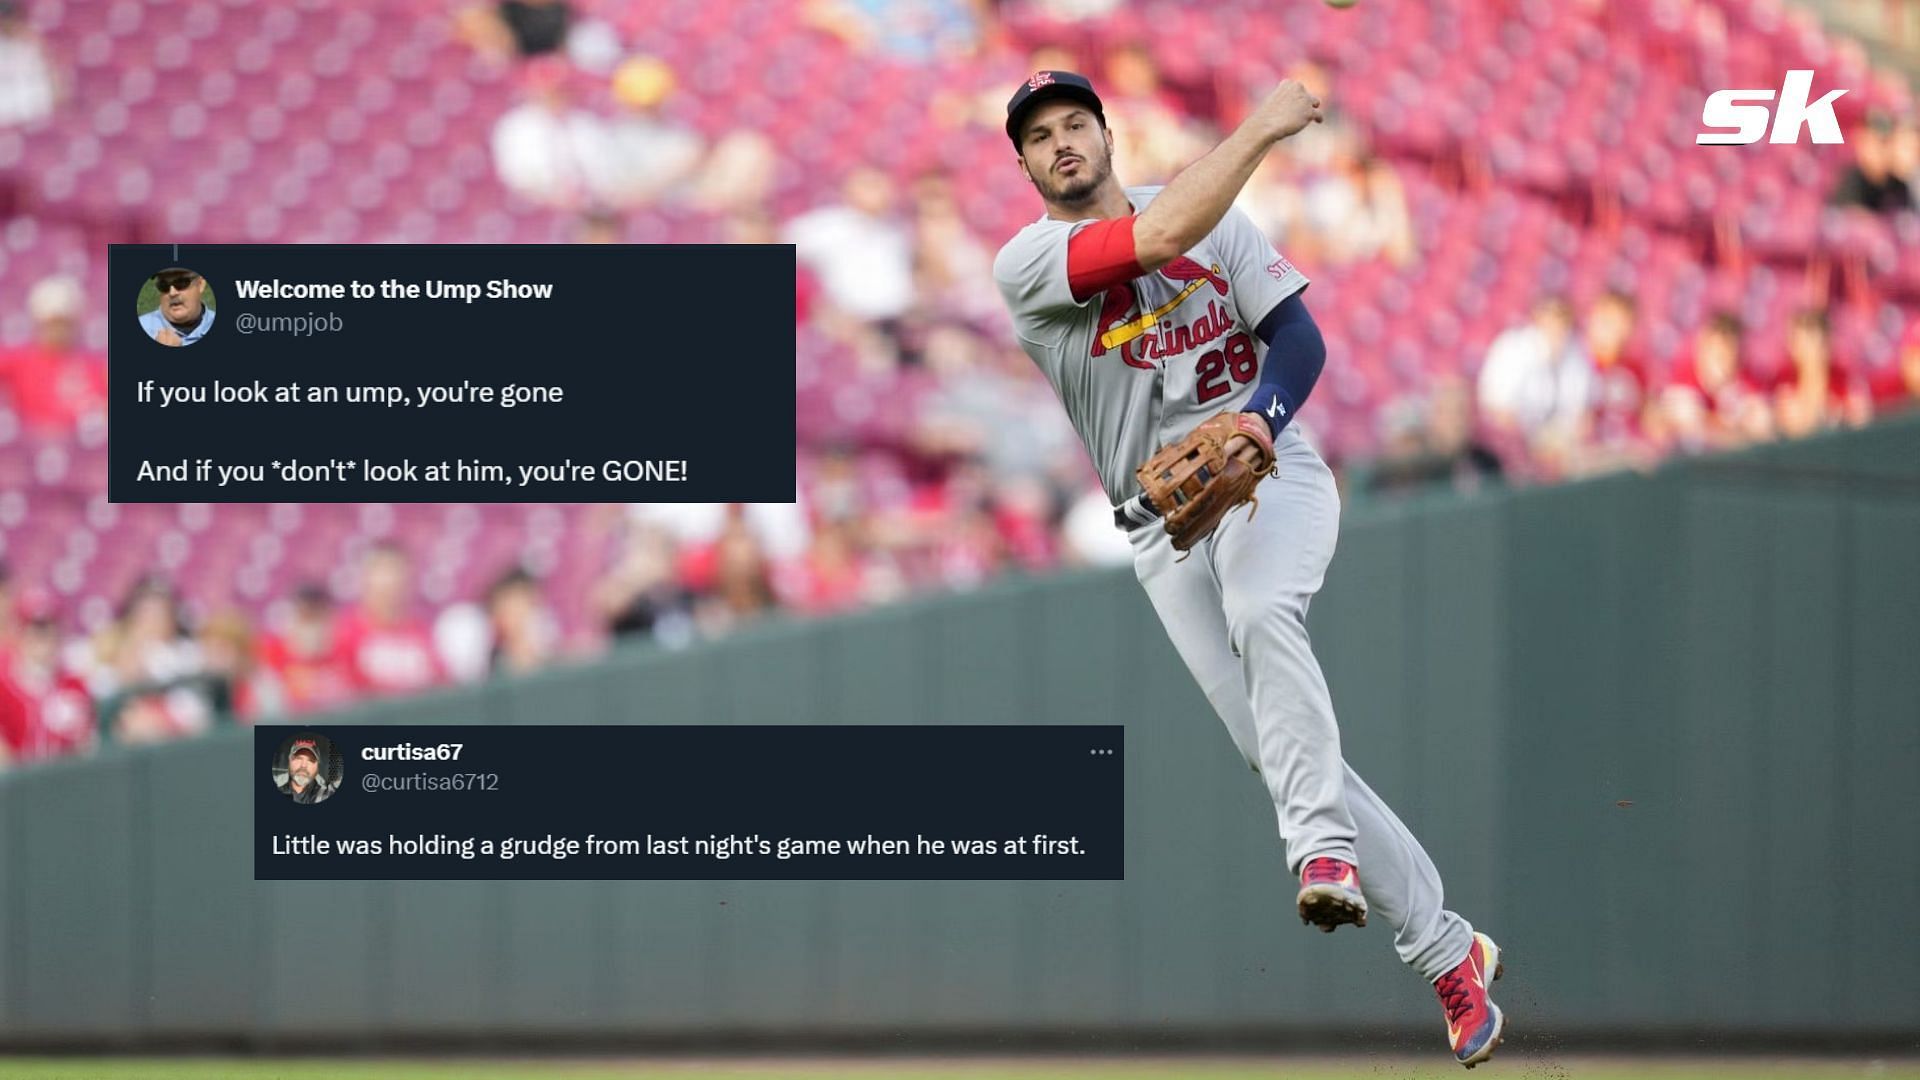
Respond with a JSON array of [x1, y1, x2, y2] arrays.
[[1195, 332, 1259, 404]]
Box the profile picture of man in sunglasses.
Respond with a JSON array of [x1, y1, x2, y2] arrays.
[[139, 267, 215, 346]]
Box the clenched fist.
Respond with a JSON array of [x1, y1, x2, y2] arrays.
[[1248, 79, 1324, 144]]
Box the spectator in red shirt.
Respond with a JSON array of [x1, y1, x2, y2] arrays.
[[1655, 312, 1774, 453], [789, 518, 871, 616], [1571, 289, 1657, 474], [335, 544, 446, 696], [1585, 291, 1650, 436], [1774, 308, 1871, 439], [0, 589, 94, 765], [0, 276, 107, 437], [257, 583, 356, 714]]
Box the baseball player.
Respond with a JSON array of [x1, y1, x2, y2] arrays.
[[992, 71, 1506, 1067]]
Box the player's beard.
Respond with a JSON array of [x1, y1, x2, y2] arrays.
[[1037, 145, 1112, 208]]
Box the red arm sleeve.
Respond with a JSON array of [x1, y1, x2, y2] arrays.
[[1066, 216, 1144, 302]]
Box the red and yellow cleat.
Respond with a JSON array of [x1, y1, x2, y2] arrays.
[[1295, 856, 1368, 932], [1436, 931, 1507, 1068]]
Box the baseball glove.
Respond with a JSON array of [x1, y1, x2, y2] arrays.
[[1135, 411, 1277, 554]]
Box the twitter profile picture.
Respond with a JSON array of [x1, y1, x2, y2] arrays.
[[139, 267, 217, 346]]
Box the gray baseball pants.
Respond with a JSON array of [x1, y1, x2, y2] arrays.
[[1123, 425, 1474, 982]]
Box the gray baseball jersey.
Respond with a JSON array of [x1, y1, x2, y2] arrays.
[[992, 185, 1310, 506]]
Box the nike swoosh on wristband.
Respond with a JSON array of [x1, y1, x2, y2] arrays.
[[1266, 397, 1287, 418]]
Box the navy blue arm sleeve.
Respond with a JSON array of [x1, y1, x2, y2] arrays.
[[1241, 292, 1325, 438]]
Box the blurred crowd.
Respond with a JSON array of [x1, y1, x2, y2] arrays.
[[2, 0, 1918, 768]]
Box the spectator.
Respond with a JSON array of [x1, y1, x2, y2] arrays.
[[198, 608, 264, 720], [1572, 289, 1655, 474], [1893, 116, 1918, 195], [83, 577, 213, 746], [1059, 487, 1134, 566], [1019, 0, 1122, 21], [908, 175, 998, 327], [1773, 308, 1871, 439], [575, 208, 624, 244], [935, 503, 1006, 591], [0, 589, 94, 764], [1364, 376, 1505, 498], [0, 562, 14, 654], [491, 58, 596, 208], [456, 0, 573, 60], [914, 327, 1080, 480], [800, 0, 982, 60], [1304, 149, 1416, 267], [1237, 151, 1309, 257], [785, 517, 895, 616], [485, 566, 559, 675], [1273, 61, 1354, 172], [632, 500, 812, 565], [1655, 313, 1773, 453], [692, 518, 777, 637], [1098, 43, 1210, 185], [1830, 113, 1915, 214], [786, 168, 916, 326], [256, 583, 355, 715], [0, 0, 57, 129], [335, 544, 446, 696], [1359, 156, 1417, 267], [0, 276, 106, 437], [575, 56, 705, 210], [433, 598, 494, 684], [1476, 296, 1593, 456], [593, 523, 694, 644], [988, 472, 1059, 571], [683, 129, 778, 216], [1878, 318, 1920, 416], [806, 446, 866, 526]]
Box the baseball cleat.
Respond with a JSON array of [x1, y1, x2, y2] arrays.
[[1435, 931, 1506, 1068], [1295, 856, 1368, 932]]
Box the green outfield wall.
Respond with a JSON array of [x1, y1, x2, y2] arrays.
[[2, 416, 1916, 1048]]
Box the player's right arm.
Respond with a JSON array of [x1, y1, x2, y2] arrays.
[[1129, 80, 1323, 273]]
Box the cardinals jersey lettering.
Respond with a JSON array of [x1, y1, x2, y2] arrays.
[[992, 186, 1309, 505]]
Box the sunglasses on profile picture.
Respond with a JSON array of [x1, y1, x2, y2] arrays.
[[154, 273, 197, 293]]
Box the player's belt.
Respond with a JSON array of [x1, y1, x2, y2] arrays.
[[1113, 492, 1161, 530]]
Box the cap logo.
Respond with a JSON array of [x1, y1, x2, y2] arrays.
[[1027, 71, 1055, 91]]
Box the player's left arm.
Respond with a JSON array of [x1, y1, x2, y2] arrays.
[[1209, 207, 1322, 456], [1241, 293, 1325, 440]]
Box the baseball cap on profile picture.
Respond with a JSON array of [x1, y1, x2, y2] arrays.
[[1005, 70, 1106, 145]]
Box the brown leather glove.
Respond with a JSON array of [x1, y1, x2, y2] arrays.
[[1134, 411, 1277, 553]]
